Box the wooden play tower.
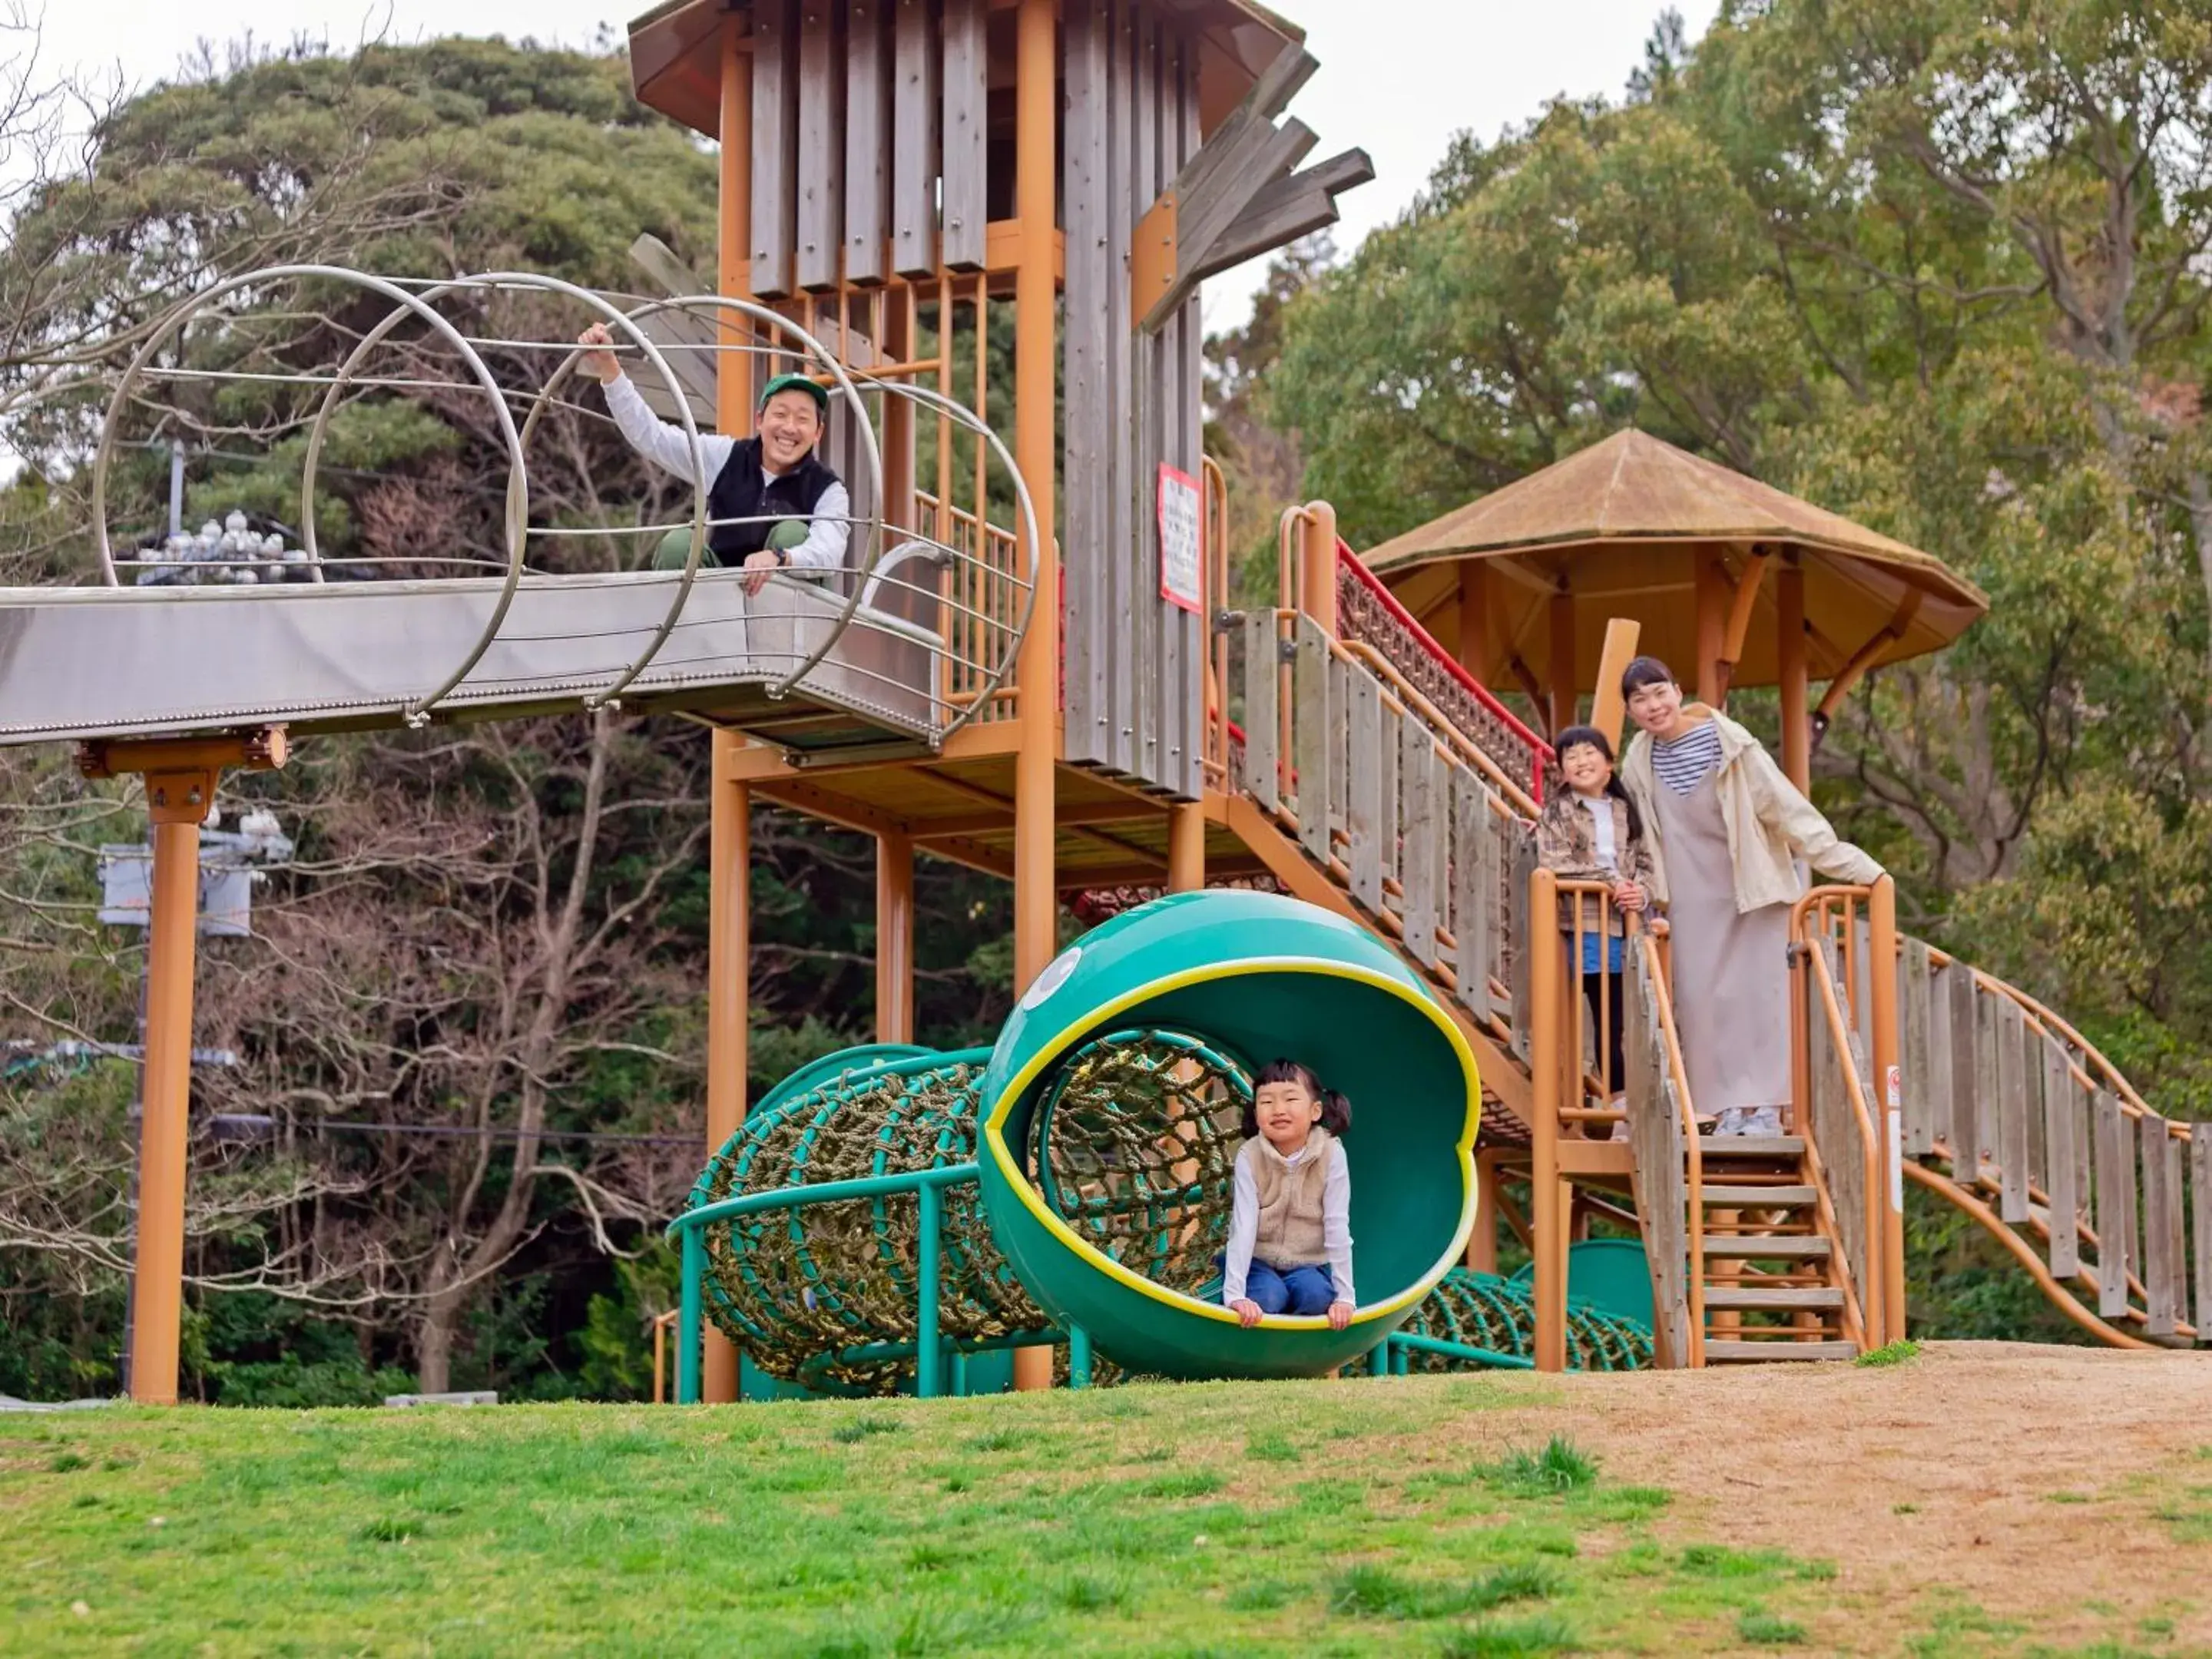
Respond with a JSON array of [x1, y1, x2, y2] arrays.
[[628, 0, 1376, 1397], [28, 0, 2201, 1406]]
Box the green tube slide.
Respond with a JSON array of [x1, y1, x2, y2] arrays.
[[976, 889, 1482, 1380]]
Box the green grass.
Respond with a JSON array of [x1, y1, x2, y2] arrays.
[[1739, 1608, 1808, 1644], [0, 1380, 1866, 1656], [1855, 1338, 1923, 1367]]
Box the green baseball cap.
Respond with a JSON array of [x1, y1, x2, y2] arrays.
[[758, 372, 830, 416]]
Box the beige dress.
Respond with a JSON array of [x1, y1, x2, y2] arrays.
[[1648, 769, 1792, 1122]]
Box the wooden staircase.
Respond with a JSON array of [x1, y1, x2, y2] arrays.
[[1694, 1137, 1856, 1363], [1201, 535, 2204, 1367]]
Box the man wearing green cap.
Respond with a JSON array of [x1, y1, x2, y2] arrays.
[[578, 323, 849, 595]]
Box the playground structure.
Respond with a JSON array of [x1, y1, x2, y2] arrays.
[[2, 0, 2205, 1406]]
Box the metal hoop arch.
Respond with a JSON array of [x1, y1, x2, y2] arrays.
[[296, 272, 711, 717], [93, 266, 528, 604], [846, 375, 1041, 743], [615, 294, 886, 704]]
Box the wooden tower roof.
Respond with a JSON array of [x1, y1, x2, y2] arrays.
[[628, 0, 1305, 141]]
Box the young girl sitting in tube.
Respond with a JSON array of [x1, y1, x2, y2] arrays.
[[1223, 1060, 1355, 1330]]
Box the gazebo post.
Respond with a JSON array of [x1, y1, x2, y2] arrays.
[[1456, 565, 1492, 684], [1546, 589, 1576, 736], [1694, 545, 1727, 707], [1778, 560, 1810, 792]]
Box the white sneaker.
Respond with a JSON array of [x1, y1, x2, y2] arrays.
[[1713, 1105, 1782, 1137]]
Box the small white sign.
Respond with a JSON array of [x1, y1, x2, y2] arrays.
[[1020, 945, 1084, 1012], [1157, 464, 1202, 615]]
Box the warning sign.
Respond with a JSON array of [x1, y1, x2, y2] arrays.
[[1157, 464, 1202, 614]]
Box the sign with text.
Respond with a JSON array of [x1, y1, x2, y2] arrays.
[[1156, 464, 1202, 614]]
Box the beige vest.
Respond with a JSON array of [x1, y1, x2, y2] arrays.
[[1249, 1127, 1334, 1267]]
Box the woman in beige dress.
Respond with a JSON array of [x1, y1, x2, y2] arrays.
[[1616, 657, 1883, 1135]]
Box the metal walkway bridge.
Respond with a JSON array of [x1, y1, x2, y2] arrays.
[[0, 264, 1037, 755]]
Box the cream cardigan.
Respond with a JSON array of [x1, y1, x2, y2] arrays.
[[1621, 705, 1882, 913]]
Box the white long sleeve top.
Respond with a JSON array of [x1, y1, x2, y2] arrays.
[[603, 373, 852, 573], [1221, 1136, 1355, 1306]]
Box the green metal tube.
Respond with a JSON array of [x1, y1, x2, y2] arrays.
[[677, 1225, 704, 1405], [1388, 1330, 1536, 1370], [667, 1161, 982, 1239], [916, 1179, 942, 1398], [1068, 1324, 1092, 1389]]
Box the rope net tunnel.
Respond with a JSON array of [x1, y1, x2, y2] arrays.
[[687, 1035, 1648, 1394], [684, 891, 1654, 1393]]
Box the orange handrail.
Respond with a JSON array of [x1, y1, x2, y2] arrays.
[[1793, 886, 1889, 1345]]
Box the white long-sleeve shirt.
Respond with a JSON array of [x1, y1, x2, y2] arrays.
[[1222, 1136, 1355, 1306], [603, 373, 852, 573]]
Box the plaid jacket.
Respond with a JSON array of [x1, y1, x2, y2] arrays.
[[1532, 791, 1657, 938]]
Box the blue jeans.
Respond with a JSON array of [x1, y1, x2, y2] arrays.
[[1245, 1261, 1336, 1316]]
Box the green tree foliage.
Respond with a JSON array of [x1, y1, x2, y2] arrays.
[[1266, 0, 2212, 1117], [0, 36, 1018, 1399]]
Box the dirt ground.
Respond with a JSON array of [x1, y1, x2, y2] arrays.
[[1470, 1342, 2212, 1653]]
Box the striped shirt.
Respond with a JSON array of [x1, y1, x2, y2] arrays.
[[1651, 720, 1724, 796]]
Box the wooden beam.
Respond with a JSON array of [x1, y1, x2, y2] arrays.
[[1694, 545, 1727, 708], [1714, 548, 1773, 706], [1814, 590, 1926, 732], [1180, 147, 1374, 287], [1139, 118, 1315, 332], [1455, 565, 1492, 685], [1588, 618, 1641, 753], [757, 779, 1018, 877], [911, 798, 1164, 839], [1546, 590, 1576, 737]]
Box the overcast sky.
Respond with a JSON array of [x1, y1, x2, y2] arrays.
[[22, 0, 1720, 331]]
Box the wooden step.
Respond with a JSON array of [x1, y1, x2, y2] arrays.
[[1704, 1339, 1858, 1363], [1699, 1184, 1816, 1207], [1698, 1235, 1831, 1260], [1696, 1135, 1803, 1158], [1703, 1286, 1843, 1310]]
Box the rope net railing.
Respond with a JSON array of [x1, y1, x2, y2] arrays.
[[1031, 1028, 1251, 1299], [1397, 1270, 1654, 1373], [84, 265, 1036, 740], [688, 1035, 1653, 1394]]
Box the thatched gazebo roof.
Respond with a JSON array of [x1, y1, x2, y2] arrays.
[[1363, 429, 1986, 695]]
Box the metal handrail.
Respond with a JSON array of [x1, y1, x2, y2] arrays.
[[664, 1161, 982, 1403]]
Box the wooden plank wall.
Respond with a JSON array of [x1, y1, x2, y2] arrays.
[[1062, 0, 1209, 800], [743, 0, 979, 300], [1625, 940, 1693, 1367]]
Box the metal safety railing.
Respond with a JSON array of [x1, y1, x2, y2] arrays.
[[85, 265, 1038, 744], [664, 1161, 1097, 1402]]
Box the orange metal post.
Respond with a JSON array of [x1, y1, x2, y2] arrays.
[[1694, 547, 1727, 709], [1546, 590, 1576, 737], [1298, 501, 1339, 636], [876, 832, 915, 1044], [1468, 1154, 1501, 1275], [1529, 869, 1568, 1372], [1869, 874, 1906, 1344], [704, 757, 750, 1404], [1009, 0, 1060, 1393], [1777, 562, 1810, 792], [702, 15, 756, 1407], [717, 14, 753, 431], [128, 768, 216, 1403], [1167, 804, 1204, 892], [1588, 618, 1641, 753]]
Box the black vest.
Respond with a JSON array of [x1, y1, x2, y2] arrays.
[[706, 436, 839, 560]]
